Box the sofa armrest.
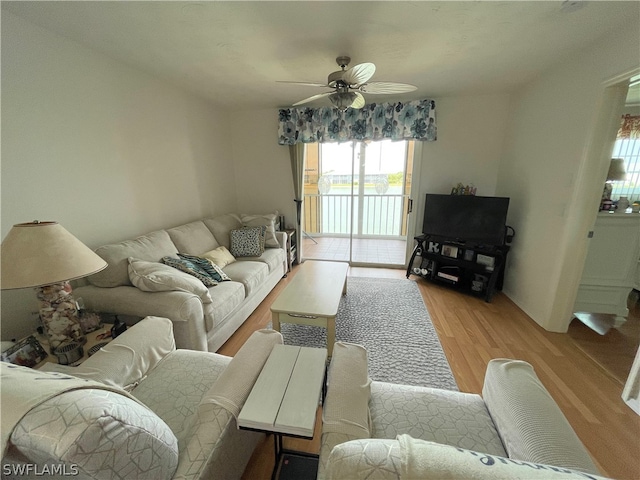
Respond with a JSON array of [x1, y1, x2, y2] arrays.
[[41, 316, 176, 391], [326, 436, 612, 480], [209, 329, 283, 417], [482, 359, 599, 475], [319, 342, 372, 480], [275, 230, 287, 250], [74, 284, 208, 351], [325, 438, 401, 480], [323, 342, 371, 436]]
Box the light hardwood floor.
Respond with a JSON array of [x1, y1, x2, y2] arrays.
[[218, 265, 640, 480]]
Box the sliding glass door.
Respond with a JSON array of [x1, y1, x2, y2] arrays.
[[303, 139, 416, 267]]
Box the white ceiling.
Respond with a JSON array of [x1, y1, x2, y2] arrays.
[[3, 1, 639, 110]]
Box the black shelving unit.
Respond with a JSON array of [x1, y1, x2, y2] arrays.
[[406, 234, 509, 302]]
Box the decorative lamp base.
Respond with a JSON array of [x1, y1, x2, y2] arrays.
[[35, 281, 86, 355]]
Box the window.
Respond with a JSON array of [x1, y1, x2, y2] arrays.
[[611, 139, 640, 202], [304, 140, 412, 237]]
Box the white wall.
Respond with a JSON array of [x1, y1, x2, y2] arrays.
[[413, 94, 511, 232], [229, 110, 297, 228], [497, 18, 640, 332], [1, 13, 236, 340]]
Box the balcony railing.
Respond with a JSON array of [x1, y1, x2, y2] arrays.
[[303, 193, 409, 237]]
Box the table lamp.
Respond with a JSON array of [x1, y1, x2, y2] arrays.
[[601, 158, 627, 210], [1, 221, 107, 360]]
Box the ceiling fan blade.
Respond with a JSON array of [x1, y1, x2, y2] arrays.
[[359, 82, 417, 94], [277, 81, 329, 88], [350, 92, 366, 109], [292, 92, 334, 106], [342, 62, 375, 85]]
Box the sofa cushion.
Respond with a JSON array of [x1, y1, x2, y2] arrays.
[[203, 214, 242, 250], [131, 349, 231, 444], [482, 358, 599, 474], [162, 256, 220, 287], [89, 230, 178, 287], [241, 212, 279, 248], [369, 381, 506, 457], [10, 389, 178, 480], [128, 258, 213, 304], [201, 246, 236, 268], [166, 220, 220, 254], [230, 226, 266, 257], [206, 281, 246, 331], [236, 247, 285, 273], [222, 261, 269, 296]]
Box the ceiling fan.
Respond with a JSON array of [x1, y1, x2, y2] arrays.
[[281, 56, 417, 110]]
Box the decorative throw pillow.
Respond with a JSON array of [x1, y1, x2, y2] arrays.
[[161, 256, 219, 287], [200, 246, 236, 268], [241, 212, 279, 248], [128, 258, 213, 304], [230, 226, 266, 257], [177, 253, 231, 282]]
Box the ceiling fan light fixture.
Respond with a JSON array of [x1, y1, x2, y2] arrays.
[[282, 55, 417, 109], [330, 92, 357, 111]]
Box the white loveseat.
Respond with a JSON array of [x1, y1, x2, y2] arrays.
[[74, 214, 287, 352], [320, 342, 608, 480], [2, 317, 283, 480]]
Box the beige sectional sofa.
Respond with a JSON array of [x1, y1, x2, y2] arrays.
[[74, 214, 287, 352]]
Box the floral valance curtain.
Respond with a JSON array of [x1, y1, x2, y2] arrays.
[[617, 114, 640, 139], [278, 99, 437, 145]]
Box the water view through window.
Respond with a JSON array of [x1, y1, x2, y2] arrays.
[[303, 140, 413, 266]]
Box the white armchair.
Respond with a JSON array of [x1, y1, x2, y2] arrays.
[[2, 317, 283, 480], [319, 342, 607, 480]]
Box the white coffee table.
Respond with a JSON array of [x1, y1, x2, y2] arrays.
[[270, 260, 349, 357]]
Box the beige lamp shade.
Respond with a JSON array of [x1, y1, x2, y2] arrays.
[[607, 158, 627, 182], [1, 221, 107, 290]]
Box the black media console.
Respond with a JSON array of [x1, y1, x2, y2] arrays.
[[406, 235, 510, 303]]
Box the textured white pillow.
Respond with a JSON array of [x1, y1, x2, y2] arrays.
[[11, 389, 179, 480], [241, 212, 279, 248], [128, 258, 212, 304]]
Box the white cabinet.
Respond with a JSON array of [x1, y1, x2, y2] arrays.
[[574, 212, 640, 326]]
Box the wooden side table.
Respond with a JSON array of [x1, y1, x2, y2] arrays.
[[284, 228, 297, 272], [238, 344, 327, 479]]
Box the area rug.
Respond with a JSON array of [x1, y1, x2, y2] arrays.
[[269, 276, 458, 390]]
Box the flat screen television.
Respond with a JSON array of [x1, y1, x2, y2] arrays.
[[422, 194, 510, 247]]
